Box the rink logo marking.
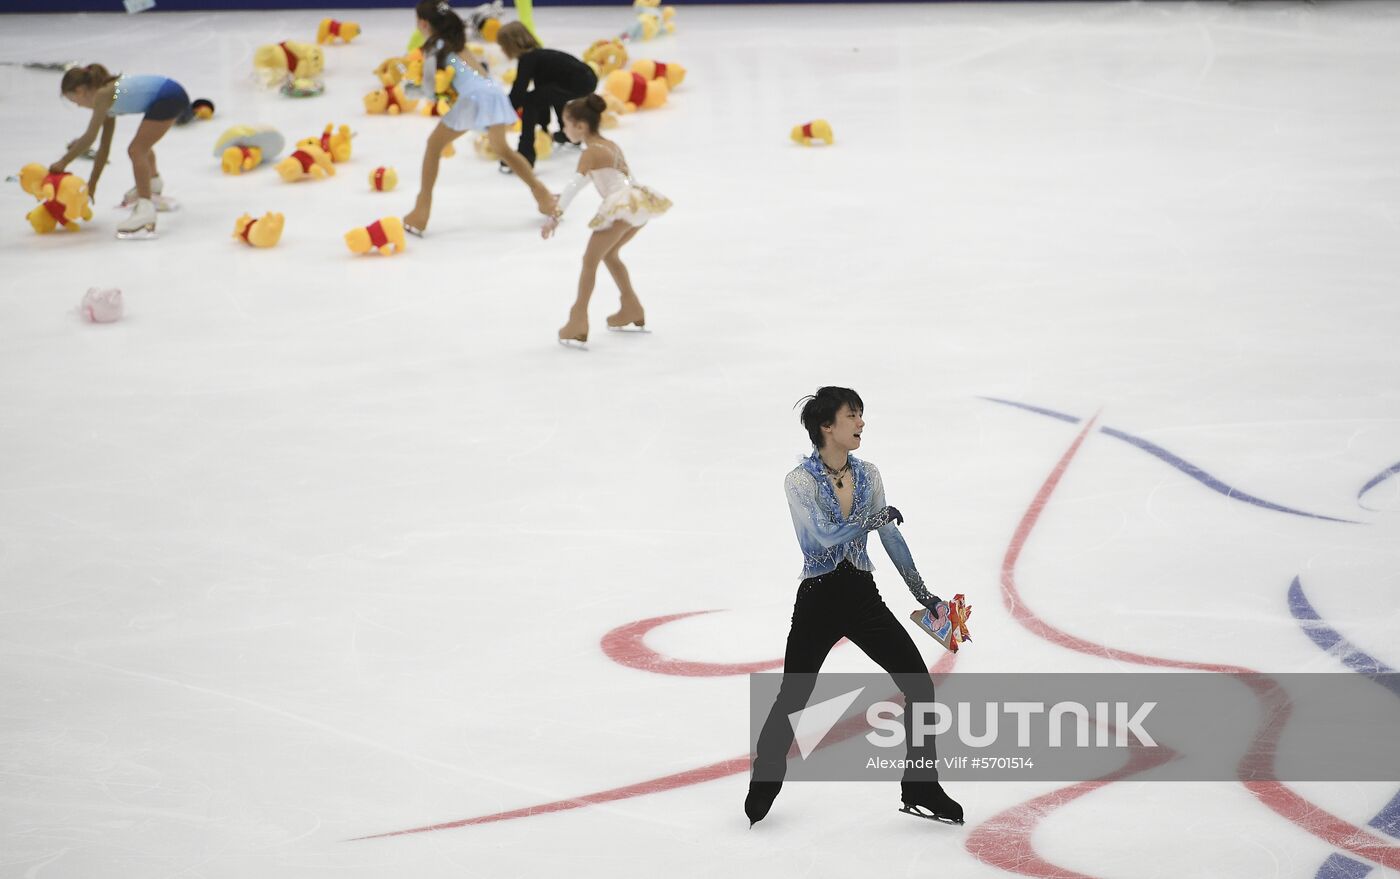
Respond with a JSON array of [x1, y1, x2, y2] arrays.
[[1288, 577, 1400, 879], [968, 415, 1400, 875], [980, 396, 1359, 523]]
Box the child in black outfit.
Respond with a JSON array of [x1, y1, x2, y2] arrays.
[[495, 22, 598, 168]]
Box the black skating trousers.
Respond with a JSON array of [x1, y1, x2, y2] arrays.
[[752, 560, 940, 784]]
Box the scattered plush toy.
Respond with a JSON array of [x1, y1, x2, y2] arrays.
[[16, 162, 49, 198], [345, 217, 406, 255], [275, 143, 336, 181], [232, 212, 285, 247], [317, 18, 360, 44], [281, 77, 325, 98], [583, 39, 628, 76], [791, 119, 834, 146], [374, 54, 410, 87], [80, 287, 123, 323], [297, 123, 353, 163], [18, 164, 92, 233], [626, 0, 676, 42], [222, 145, 263, 174], [464, 0, 505, 41], [603, 69, 668, 112], [212, 125, 285, 174], [175, 97, 215, 125], [363, 83, 419, 115], [631, 59, 684, 88], [419, 67, 458, 118], [253, 40, 325, 88], [369, 166, 397, 191], [403, 48, 424, 86]]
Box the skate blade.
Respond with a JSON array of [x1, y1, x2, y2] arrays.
[[115, 226, 158, 240], [116, 197, 177, 212], [605, 324, 649, 333], [898, 804, 964, 826], [557, 338, 588, 350], [404, 223, 424, 238]]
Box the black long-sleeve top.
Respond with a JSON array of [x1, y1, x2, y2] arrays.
[[508, 48, 598, 108]]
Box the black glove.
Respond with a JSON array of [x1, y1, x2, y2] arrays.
[[885, 505, 904, 526], [920, 594, 945, 614]]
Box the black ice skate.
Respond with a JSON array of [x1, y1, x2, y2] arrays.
[[899, 781, 963, 826], [744, 780, 782, 827]]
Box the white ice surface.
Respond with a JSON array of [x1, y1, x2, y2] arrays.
[[2, 2, 1400, 877]]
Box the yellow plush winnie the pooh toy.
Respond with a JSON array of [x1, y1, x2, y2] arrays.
[[276, 144, 336, 181], [222, 145, 263, 174], [369, 166, 398, 191], [298, 124, 353, 163], [345, 217, 407, 255], [18, 164, 92, 233], [317, 18, 360, 44], [603, 69, 668, 112], [630, 59, 685, 88], [212, 125, 285, 174], [791, 119, 834, 146], [253, 40, 324, 86], [363, 84, 419, 115], [583, 39, 627, 77], [232, 212, 285, 247]]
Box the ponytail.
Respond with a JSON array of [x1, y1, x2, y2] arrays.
[[60, 62, 117, 95], [563, 93, 607, 134], [414, 0, 466, 68]]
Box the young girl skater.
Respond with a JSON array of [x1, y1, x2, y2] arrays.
[[542, 95, 671, 347], [50, 64, 191, 239], [495, 22, 597, 169], [402, 0, 553, 236]]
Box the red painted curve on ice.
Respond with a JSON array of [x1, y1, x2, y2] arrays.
[[973, 415, 1400, 874], [603, 610, 784, 676], [353, 621, 954, 840], [968, 740, 1179, 879]]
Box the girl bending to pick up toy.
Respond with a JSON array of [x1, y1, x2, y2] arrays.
[[542, 94, 670, 348], [51, 63, 190, 239], [402, 0, 552, 236]]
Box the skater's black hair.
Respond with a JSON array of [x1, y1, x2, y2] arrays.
[[796, 387, 864, 448], [415, 0, 467, 69]]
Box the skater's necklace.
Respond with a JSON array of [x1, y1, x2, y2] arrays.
[[822, 460, 851, 489]]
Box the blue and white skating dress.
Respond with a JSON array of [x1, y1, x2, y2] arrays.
[[108, 74, 190, 121], [422, 44, 516, 133]]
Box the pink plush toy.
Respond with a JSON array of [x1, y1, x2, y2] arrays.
[[81, 287, 124, 323]]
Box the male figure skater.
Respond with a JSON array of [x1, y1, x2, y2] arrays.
[[746, 386, 963, 826]]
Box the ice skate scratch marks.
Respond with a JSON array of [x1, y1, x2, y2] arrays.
[[967, 739, 1177, 879], [1288, 577, 1400, 879], [601, 610, 849, 676], [351, 648, 957, 839], [980, 396, 1359, 524], [1357, 460, 1400, 511], [974, 416, 1400, 875]]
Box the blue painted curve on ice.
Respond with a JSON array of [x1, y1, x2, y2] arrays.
[[1288, 576, 1400, 879], [980, 397, 1358, 524]]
